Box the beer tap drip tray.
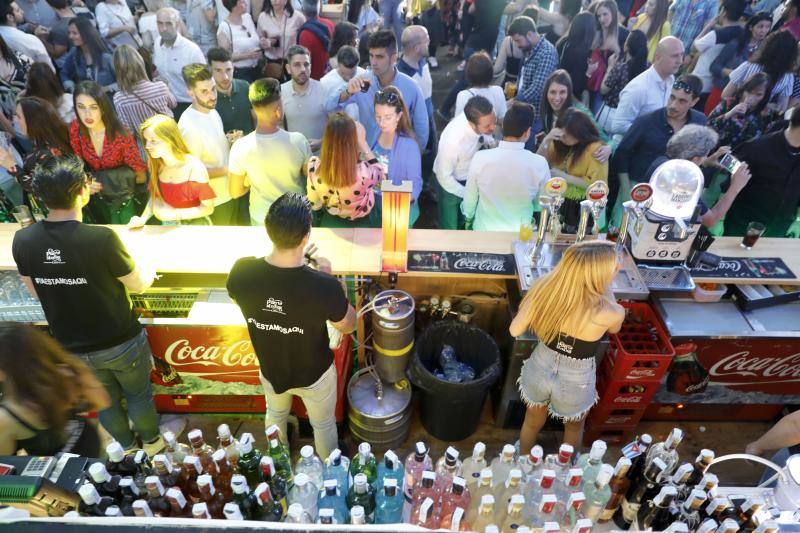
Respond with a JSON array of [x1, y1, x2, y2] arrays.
[[637, 264, 696, 292]]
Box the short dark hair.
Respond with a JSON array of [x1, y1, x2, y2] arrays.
[[32, 156, 88, 210], [0, 1, 15, 25], [465, 51, 493, 87], [464, 95, 494, 125], [181, 63, 213, 89], [45, 0, 68, 9], [508, 16, 537, 37], [207, 47, 232, 64], [674, 74, 702, 99], [265, 193, 312, 249], [222, 0, 238, 12], [337, 45, 359, 69], [791, 106, 800, 128], [722, 0, 746, 20], [503, 102, 534, 138], [249, 77, 281, 108], [368, 29, 397, 54], [285, 44, 310, 62]]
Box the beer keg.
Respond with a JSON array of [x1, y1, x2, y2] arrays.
[[347, 368, 412, 451], [371, 289, 414, 384]]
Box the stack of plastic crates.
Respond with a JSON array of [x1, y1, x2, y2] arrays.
[[584, 302, 675, 445], [130, 290, 199, 318]]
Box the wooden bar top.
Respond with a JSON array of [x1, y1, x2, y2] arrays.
[[1, 224, 798, 284]]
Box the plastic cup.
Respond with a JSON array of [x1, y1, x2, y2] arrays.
[[740, 221, 766, 250], [12, 205, 33, 227]]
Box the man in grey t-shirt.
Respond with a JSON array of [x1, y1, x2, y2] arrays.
[[229, 78, 311, 226]]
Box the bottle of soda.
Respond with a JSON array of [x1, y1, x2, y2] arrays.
[[461, 442, 487, 489], [667, 343, 709, 395], [259, 455, 288, 513], [346, 472, 376, 523], [196, 473, 226, 519], [237, 432, 263, 489], [211, 448, 235, 500], [253, 482, 284, 522], [165, 487, 192, 518], [349, 442, 378, 487], [144, 476, 171, 517], [187, 429, 217, 477], [163, 431, 191, 466], [180, 455, 203, 502], [265, 426, 293, 483], [597, 457, 631, 523], [216, 424, 240, 468]]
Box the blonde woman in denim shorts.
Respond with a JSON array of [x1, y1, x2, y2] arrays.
[[509, 240, 625, 451]]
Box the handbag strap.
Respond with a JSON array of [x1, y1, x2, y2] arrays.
[[128, 86, 161, 114]]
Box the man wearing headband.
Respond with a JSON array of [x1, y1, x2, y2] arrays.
[[614, 74, 707, 188]]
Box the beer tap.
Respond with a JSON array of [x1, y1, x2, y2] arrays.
[[529, 177, 567, 263], [616, 183, 654, 256], [576, 181, 609, 242]]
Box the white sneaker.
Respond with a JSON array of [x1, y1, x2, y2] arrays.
[[429, 57, 439, 69], [143, 435, 166, 457]]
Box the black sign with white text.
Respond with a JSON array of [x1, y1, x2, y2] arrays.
[[407, 251, 516, 275], [691, 257, 795, 280]]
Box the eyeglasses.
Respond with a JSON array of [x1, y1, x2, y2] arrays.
[[375, 90, 398, 105]]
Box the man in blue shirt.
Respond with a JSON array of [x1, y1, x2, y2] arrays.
[[325, 29, 429, 148]]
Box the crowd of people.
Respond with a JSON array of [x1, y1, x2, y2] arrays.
[[0, 0, 796, 236]]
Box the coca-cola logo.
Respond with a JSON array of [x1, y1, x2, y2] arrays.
[[453, 257, 507, 272], [684, 377, 709, 393], [164, 339, 259, 369], [695, 259, 742, 273], [614, 396, 643, 403], [708, 351, 800, 383], [627, 369, 656, 378]]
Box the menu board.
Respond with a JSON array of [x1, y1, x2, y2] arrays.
[[408, 251, 516, 276], [691, 257, 796, 280]]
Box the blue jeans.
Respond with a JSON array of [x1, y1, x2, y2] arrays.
[[78, 329, 159, 447], [380, 0, 404, 40]]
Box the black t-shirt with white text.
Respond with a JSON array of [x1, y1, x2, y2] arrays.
[[227, 257, 348, 394], [12, 221, 141, 352]]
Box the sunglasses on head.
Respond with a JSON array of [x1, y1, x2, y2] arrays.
[[375, 90, 398, 105]]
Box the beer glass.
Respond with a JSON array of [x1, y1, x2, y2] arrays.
[[12, 205, 34, 227], [740, 221, 765, 250]]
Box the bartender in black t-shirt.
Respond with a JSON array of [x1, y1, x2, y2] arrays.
[[227, 193, 356, 458], [11, 157, 164, 456]]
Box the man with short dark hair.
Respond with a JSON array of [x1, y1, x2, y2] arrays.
[[281, 44, 327, 152], [462, 102, 551, 231], [11, 156, 162, 455], [434, 95, 496, 229], [208, 47, 254, 135], [0, 0, 52, 68], [178, 63, 236, 225], [297, 0, 333, 80], [153, 7, 206, 118], [226, 192, 356, 458], [229, 78, 311, 225], [320, 45, 363, 121]]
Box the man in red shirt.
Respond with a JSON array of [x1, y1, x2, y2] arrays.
[[297, 0, 334, 80]]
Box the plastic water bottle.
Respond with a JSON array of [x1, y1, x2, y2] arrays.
[[317, 478, 349, 524], [288, 473, 318, 520], [349, 442, 378, 487], [375, 477, 404, 524], [436, 345, 476, 382], [285, 502, 312, 524], [461, 442, 487, 489], [377, 450, 404, 491], [324, 449, 350, 494], [296, 445, 325, 491]]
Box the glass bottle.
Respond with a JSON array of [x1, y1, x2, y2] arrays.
[[165, 487, 192, 518], [144, 476, 171, 517], [180, 455, 203, 503], [375, 477, 404, 524], [252, 481, 283, 522], [442, 506, 470, 531], [490, 444, 519, 486], [523, 468, 555, 520], [557, 491, 586, 530], [78, 484, 115, 517], [544, 444, 574, 483], [216, 423, 240, 468], [259, 456, 288, 514], [554, 467, 583, 503], [187, 429, 217, 477], [229, 474, 257, 520], [87, 462, 122, 501], [131, 450, 150, 494], [461, 442, 487, 489], [317, 507, 336, 524], [211, 448, 234, 500], [346, 472, 376, 523], [350, 505, 366, 525], [349, 442, 378, 487], [435, 446, 463, 493], [318, 478, 349, 524], [131, 500, 154, 518], [597, 457, 631, 523], [223, 502, 244, 520], [665, 462, 695, 501], [117, 478, 139, 516], [493, 469, 523, 525], [645, 428, 683, 476], [667, 343, 710, 395], [678, 488, 708, 529], [152, 454, 182, 490], [614, 457, 667, 529], [638, 485, 678, 530], [104, 506, 123, 517], [736, 497, 765, 530], [622, 433, 653, 483], [196, 473, 226, 519], [163, 430, 191, 467], [191, 502, 211, 519], [686, 449, 715, 488], [265, 426, 293, 484], [288, 472, 319, 521], [519, 445, 544, 484], [528, 493, 558, 531], [377, 449, 405, 491], [500, 494, 525, 533], [415, 497, 439, 528], [582, 463, 613, 522], [237, 432, 263, 489], [324, 449, 351, 494], [105, 441, 137, 477], [575, 440, 607, 490], [404, 441, 434, 506], [285, 502, 312, 523], [441, 476, 471, 525], [470, 494, 496, 533], [296, 444, 325, 490], [467, 468, 493, 525]]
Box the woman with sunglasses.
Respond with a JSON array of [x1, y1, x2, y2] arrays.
[[218, 0, 267, 82], [370, 86, 422, 226]]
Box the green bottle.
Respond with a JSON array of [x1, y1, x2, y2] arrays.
[[236, 433, 263, 489], [349, 442, 378, 487], [346, 473, 376, 523], [265, 425, 294, 484]]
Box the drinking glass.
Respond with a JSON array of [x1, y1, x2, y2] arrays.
[[12, 205, 34, 227], [740, 221, 766, 250]]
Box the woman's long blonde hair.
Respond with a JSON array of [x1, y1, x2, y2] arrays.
[[318, 112, 359, 189], [140, 114, 191, 200], [520, 240, 618, 344]]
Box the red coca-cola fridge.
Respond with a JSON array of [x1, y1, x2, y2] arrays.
[[647, 297, 800, 421]]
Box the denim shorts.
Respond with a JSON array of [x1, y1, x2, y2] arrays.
[[517, 342, 598, 422]]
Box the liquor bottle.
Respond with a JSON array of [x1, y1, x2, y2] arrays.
[[441, 476, 471, 523], [493, 469, 523, 525], [118, 478, 140, 516], [571, 518, 593, 533], [350, 442, 378, 487], [229, 474, 257, 520], [180, 455, 203, 502], [375, 477, 404, 524], [755, 521, 779, 533], [152, 454, 182, 490], [597, 457, 631, 523], [414, 496, 439, 528], [188, 429, 217, 477], [575, 440, 607, 489], [523, 468, 556, 515], [324, 449, 351, 494], [144, 476, 171, 517], [664, 522, 690, 533], [87, 462, 122, 500], [377, 449, 404, 492], [435, 447, 463, 492], [165, 487, 192, 518], [132, 500, 154, 518], [646, 428, 683, 476], [318, 478, 349, 524], [519, 445, 544, 484], [705, 497, 731, 523], [469, 494, 496, 532], [582, 463, 613, 521], [252, 482, 283, 522], [490, 444, 518, 486], [557, 491, 586, 529], [638, 485, 678, 530], [686, 449, 715, 488], [544, 444, 574, 480], [614, 457, 667, 528], [216, 424, 240, 468], [528, 493, 558, 531], [259, 456, 288, 513], [163, 431, 190, 466], [285, 502, 312, 524], [223, 502, 244, 520], [461, 442, 487, 489], [192, 502, 211, 519], [717, 518, 741, 532], [697, 518, 719, 533], [296, 445, 325, 490], [350, 505, 366, 525], [211, 448, 234, 500], [265, 426, 293, 483], [105, 441, 137, 477], [622, 433, 653, 483], [131, 450, 150, 493], [347, 472, 376, 522], [736, 498, 765, 530], [665, 463, 695, 500], [698, 473, 720, 501], [667, 343, 710, 395], [443, 506, 469, 531], [78, 484, 115, 517], [237, 432, 263, 489], [554, 467, 582, 503], [317, 507, 336, 524], [404, 442, 434, 505], [496, 493, 523, 533], [467, 468, 493, 524], [679, 488, 709, 529], [104, 506, 123, 517], [196, 473, 226, 519], [289, 472, 319, 520]]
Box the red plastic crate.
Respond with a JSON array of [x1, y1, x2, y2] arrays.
[[596, 374, 660, 408], [583, 424, 636, 446], [601, 302, 675, 382], [587, 405, 647, 427]]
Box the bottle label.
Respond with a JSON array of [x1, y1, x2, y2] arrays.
[[621, 497, 640, 523]]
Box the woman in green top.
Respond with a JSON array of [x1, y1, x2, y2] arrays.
[[539, 69, 615, 163]]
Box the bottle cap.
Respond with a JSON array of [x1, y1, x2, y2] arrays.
[[568, 492, 585, 510], [665, 523, 689, 533], [445, 446, 459, 463], [78, 484, 100, 505], [668, 428, 684, 446], [223, 502, 243, 520], [260, 455, 274, 470], [145, 475, 165, 495], [88, 462, 110, 483], [196, 474, 214, 493], [183, 455, 202, 473], [510, 494, 524, 505], [684, 489, 707, 510], [239, 433, 254, 454], [479, 468, 493, 483], [187, 429, 203, 444], [453, 476, 466, 489], [473, 442, 486, 459], [701, 473, 719, 489], [384, 449, 398, 467], [571, 518, 593, 533], [351, 505, 365, 523], [719, 519, 739, 532], [217, 423, 232, 439], [540, 494, 557, 513], [530, 445, 543, 463], [319, 508, 334, 523], [540, 469, 556, 488], [589, 440, 607, 459], [566, 468, 582, 486], [328, 448, 342, 465], [415, 441, 427, 458], [119, 477, 139, 495], [212, 448, 226, 464], [481, 494, 495, 507], [105, 441, 125, 462], [614, 457, 632, 476], [359, 442, 371, 456], [641, 433, 653, 446], [192, 502, 210, 519], [132, 500, 153, 517], [595, 463, 614, 485], [422, 470, 436, 482], [383, 477, 397, 489], [153, 454, 171, 472], [63, 511, 80, 518], [452, 507, 465, 530], [104, 506, 122, 517], [672, 462, 694, 483], [254, 483, 273, 505], [696, 519, 719, 533], [295, 473, 309, 487], [134, 450, 148, 465], [654, 485, 678, 505], [231, 474, 248, 494], [543, 522, 560, 533], [558, 444, 574, 463], [485, 527, 499, 533], [287, 503, 303, 519], [502, 444, 515, 459], [300, 445, 314, 459], [162, 431, 177, 446], [518, 527, 532, 533], [166, 487, 187, 508], [323, 478, 338, 490], [697, 449, 715, 464]]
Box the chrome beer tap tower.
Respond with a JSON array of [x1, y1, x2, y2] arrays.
[[576, 181, 610, 243]]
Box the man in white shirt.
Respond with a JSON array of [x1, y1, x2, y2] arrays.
[[0, 0, 52, 68], [178, 63, 236, 226], [280, 45, 327, 153], [153, 7, 205, 119], [611, 36, 684, 137], [229, 78, 311, 226], [433, 95, 496, 230], [320, 45, 363, 122], [462, 102, 551, 231]]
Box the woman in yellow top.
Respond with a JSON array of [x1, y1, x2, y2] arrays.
[[538, 107, 608, 233], [628, 0, 670, 62]]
